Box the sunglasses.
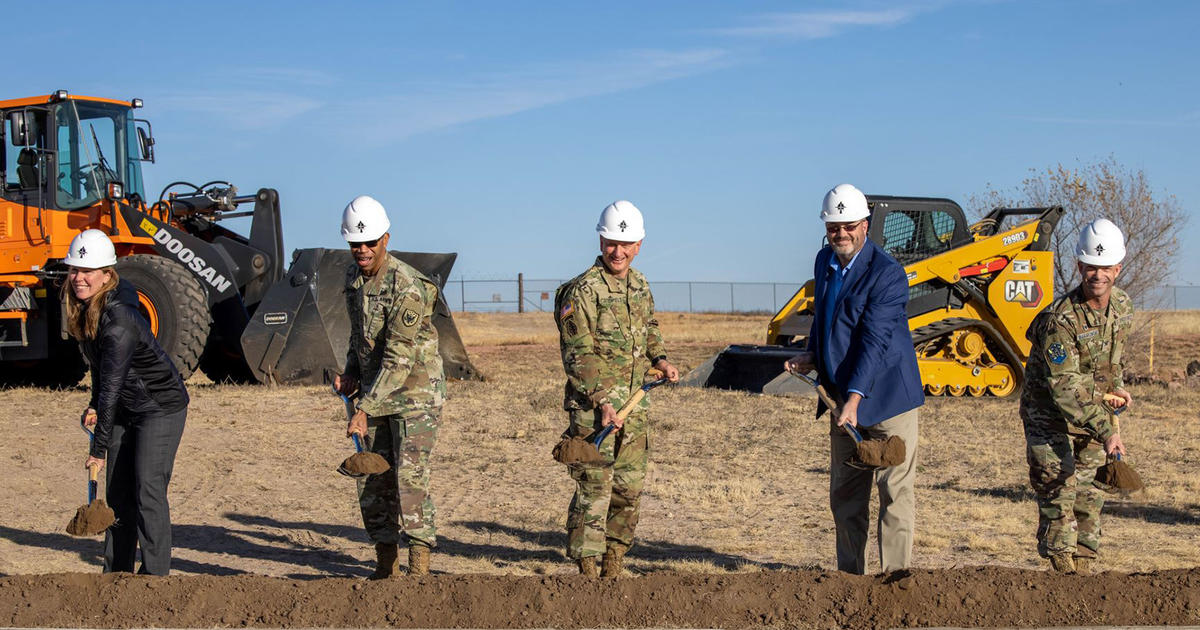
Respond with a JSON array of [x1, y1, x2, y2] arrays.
[[349, 238, 381, 248], [825, 220, 866, 235]]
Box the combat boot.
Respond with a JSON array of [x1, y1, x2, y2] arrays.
[[601, 546, 626, 578], [408, 544, 431, 576], [368, 543, 399, 580], [1073, 556, 1095, 575], [1048, 552, 1076, 574], [577, 556, 599, 577]]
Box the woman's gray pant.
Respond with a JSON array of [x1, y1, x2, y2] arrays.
[[103, 407, 186, 576]]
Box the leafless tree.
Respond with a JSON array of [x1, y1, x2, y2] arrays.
[[969, 157, 1185, 308]]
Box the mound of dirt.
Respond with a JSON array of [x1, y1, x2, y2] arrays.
[[551, 436, 603, 465], [64, 500, 114, 537], [856, 436, 906, 468], [1095, 458, 1144, 493], [2, 567, 1199, 628], [341, 452, 390, 475]]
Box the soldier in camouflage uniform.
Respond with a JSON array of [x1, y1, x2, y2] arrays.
[[554, 200, 680, 578], [1021, 218, 1132, 575], [333, 195, 445, 579]]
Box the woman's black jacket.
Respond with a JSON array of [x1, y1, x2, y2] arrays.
[[79, 279, 189, 458]]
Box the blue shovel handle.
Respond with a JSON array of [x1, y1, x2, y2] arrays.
[[80, 424, 98, 503], [592, 425, 615, 448], [332, 383, 367, 451]]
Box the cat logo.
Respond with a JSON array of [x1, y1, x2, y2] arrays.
[[1004, 279, 1042, 308]]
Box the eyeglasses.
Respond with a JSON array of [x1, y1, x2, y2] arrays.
[[825, 220, 865, 235], [349, 238, 380, 248]]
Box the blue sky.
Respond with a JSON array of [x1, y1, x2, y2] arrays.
[[12, 0, 1198, 284]]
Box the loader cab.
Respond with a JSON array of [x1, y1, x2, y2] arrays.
[[865, 196, 971, 265], [2, 94, 149, 208]]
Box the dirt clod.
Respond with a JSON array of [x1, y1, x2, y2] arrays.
[[1095, 458, 1145, 493], [551, 437, 603, 465], [340, 452, 390, 475], [64, 500, 114, 537], [856, 436, 907, 468]]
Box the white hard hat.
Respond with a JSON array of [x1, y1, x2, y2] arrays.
[[596, 200, 645, 241], [820, 183, 870, 223], [1076, 218, 1126, 266], [63, 229, 117, 268], [341, 195, 390, 243]]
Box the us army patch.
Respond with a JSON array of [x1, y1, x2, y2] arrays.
[[401, 308, 420, 328], [560, 301, 583, 339], [1077, 329, 1098, 340], [1047, 342, 1067, 364]]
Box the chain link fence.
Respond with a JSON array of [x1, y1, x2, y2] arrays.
[[446, 275, 1200, 313]]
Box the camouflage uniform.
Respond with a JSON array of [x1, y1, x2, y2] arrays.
[[555, 257, 667, 560], [344, 254, 445, 548], [1021, 284, 1133, 560]]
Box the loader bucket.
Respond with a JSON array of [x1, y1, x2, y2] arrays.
[[239, 248, 482, 385], [680, 344, 815, 396]]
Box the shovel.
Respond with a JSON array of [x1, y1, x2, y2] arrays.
[[333, 385, 390, 478], [553, 369, 669, 465], [788, 369, 906, 469], [66, 424, 115, 537], [1094, 393, 1144, 496]]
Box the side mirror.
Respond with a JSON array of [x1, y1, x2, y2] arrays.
[[8, 111, 29, 146], [135, 121, 155, 162]]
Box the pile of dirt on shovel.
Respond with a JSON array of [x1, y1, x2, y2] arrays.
[[2, 566, 1200, 628], [855, 435, 906, 468]]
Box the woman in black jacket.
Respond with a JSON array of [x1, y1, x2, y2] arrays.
[[64, 229, 189, 576]]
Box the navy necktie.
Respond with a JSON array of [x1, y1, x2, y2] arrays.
[[821, 265, 843, 381]]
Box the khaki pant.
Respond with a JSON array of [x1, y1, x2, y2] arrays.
[[830, 408, 918, 574]]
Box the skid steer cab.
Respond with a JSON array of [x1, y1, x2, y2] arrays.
[[683, 195, 1063, 398], [0, 91, 479, 387]]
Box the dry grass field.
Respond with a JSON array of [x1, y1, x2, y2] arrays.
[[1, 311, 1198, 580]]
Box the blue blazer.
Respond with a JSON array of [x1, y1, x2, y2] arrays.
[[806, 239, 924, 427]]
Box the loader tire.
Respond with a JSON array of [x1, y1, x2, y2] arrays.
[[115, 254, 210, 380]]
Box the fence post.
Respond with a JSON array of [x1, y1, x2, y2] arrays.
[[518, 273, 525, 314], [688, 283, 693, 313], [729, 283, 734, 312], [460, 279, 465, 313]]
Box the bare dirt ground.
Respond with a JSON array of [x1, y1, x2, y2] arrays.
[[1, 311, 1199, 628]]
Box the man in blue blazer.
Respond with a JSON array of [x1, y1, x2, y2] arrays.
[[786, 183, 924, 574]]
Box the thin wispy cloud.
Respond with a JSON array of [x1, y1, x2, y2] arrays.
[[155, 92, 323, 129], [716, 8, 915, 39], [334, 48, 735, 145], [233, 66, 338, 87]]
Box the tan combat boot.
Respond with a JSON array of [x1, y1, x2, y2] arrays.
[[601, 546, 626, 578], [1073, 556, 1094, 575], [368, 543, 399, 580], [577, 556, 599, 577], [1048, 552, 1076, 574], [408, 544, 431, 576]]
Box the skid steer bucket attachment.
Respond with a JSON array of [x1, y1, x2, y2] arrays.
[[681, 344, 815, 396], [240, 248, 481, 385]]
